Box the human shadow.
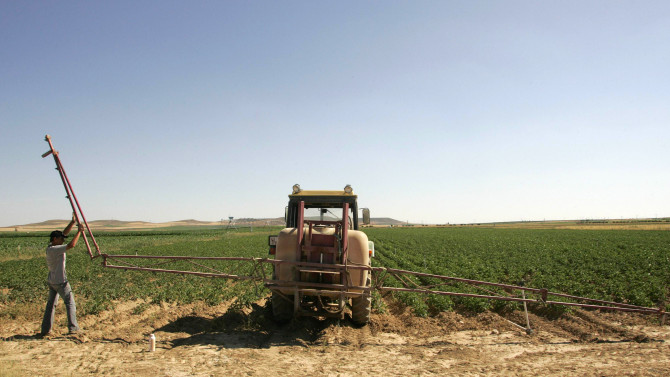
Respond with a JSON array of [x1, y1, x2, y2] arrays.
[[1, 334, 44, 341]]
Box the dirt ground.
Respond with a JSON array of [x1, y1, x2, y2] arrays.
[[1, 298, 669, 376]]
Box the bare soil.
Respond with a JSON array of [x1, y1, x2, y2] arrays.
[[1, 299, 668, 376]]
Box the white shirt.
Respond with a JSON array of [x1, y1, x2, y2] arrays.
[[46, 243, 68, 284]]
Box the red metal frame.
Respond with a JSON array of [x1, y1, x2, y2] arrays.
[[285, 201, 356, 317], [42, 135, 100, 259]]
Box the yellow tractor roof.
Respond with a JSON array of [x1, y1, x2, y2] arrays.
[[289, 190, 356, 198]]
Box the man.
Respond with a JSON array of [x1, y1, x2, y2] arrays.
[[40, 214, 84, 337]]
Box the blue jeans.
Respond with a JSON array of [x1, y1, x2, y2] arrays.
[[41, 281, 80, 334]]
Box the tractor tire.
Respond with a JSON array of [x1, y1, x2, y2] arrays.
[[271, 291, 293, 324], [351, 278, 372, 326]]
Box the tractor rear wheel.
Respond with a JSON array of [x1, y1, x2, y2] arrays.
[[271, 291, 293, 324], [271, 267, 293, 323], [351, 277, 372, 326]]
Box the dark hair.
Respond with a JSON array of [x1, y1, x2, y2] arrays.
[[49, 230, 67, 241]]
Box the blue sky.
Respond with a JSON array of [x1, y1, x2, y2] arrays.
[[1, 1, 669, 226]]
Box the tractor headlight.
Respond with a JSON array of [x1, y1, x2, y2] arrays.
[[292, 184, 301, 194], [344, 184, 353, 194]]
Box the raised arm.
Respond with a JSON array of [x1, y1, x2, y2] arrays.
[[66, 223, 85, 250], [63, 213, 76, 236]]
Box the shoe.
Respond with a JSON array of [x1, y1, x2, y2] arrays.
[[37, 332, 50, 338], [68, 329, 82, 335]]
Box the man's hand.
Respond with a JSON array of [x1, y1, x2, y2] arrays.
[[67, 224, 85, 250], [63, 213, 77, 236]]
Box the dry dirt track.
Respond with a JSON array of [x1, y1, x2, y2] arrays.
[[1, 299, 669, 376]]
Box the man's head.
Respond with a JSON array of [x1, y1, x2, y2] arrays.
[[49, 230, 67, 245]]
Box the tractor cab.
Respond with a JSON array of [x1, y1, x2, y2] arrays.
[[284, 184, 369, 230]]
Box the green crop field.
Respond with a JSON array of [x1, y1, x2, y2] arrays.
[[366, 227, 670, 316], [1, 227, 668, 321]]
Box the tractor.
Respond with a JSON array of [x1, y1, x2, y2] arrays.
[[267, 184, 374, 324], [42, 135, 667, 332]]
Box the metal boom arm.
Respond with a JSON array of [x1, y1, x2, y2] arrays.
[[101, 253, 666, 320], [42, 135, 100, 259]]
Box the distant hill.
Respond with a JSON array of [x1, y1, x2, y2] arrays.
[[369, 217, 406, 226], [23, 219, 71, 227], [8, 216, 668, 232], [2, 216, 405, 231]]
